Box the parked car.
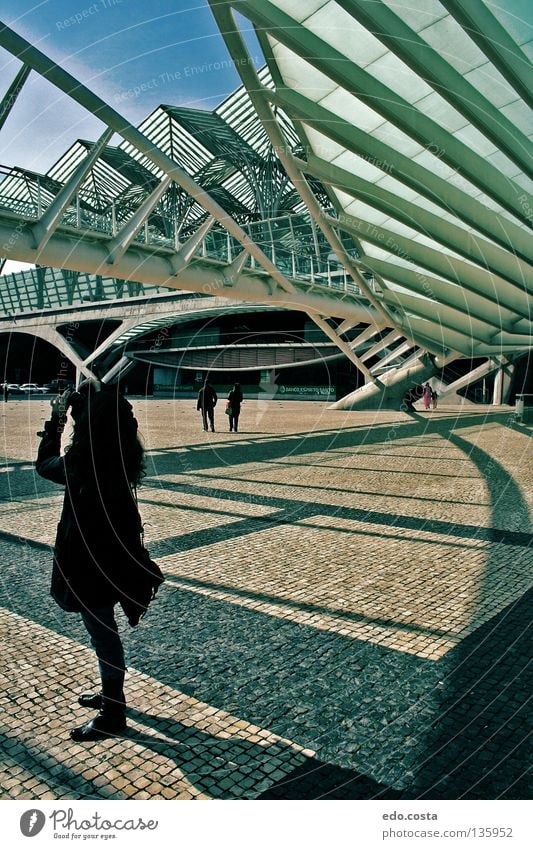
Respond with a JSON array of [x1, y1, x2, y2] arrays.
[[6, 383, 21, 394], [19, 383, 48, 394], [42, 381, 73, 394]]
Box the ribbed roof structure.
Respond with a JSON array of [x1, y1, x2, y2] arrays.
[[208, 0, 532, 360]]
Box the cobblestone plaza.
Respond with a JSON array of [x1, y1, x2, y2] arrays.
[[0, 399, 530, 800]]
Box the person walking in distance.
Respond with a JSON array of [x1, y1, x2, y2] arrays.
[[227, 382, 243, 433], [422, 382, 432, 411], [197, 379, 218, 432], [35, 380, 163, 741]]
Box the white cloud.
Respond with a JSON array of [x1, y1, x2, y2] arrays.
[[1, 261, 35, 276]]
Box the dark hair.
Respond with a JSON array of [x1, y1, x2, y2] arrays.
[[67, 383, 144, 488]]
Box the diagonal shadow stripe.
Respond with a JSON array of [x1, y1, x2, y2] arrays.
[[0, 529, 51, 551], [165, 573, 455, 639], [183, 471, 490, 507], [141, 496, 484, 552], [143, 478, 533, 550], [145, 411, 511, 477]]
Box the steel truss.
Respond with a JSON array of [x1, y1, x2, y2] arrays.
[[0, 4, 531, 405]]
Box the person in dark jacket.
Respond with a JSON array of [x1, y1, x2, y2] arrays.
[[227, 382, 243, 433], [35, 380, 149, 742], [197, 379, 217, 432]]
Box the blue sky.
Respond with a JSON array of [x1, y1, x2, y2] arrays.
[[0, 0, 263, 172]]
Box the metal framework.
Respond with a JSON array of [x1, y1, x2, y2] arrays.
[[0, 2, 531, 407], [207, 0, 532, 407]]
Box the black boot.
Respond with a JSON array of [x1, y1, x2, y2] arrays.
[[78, 688, 125, 710], [78, 691, 102, 709], [70, 677, 126, 742]]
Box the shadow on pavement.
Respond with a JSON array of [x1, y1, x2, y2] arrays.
[[0, 408, 530, 799]]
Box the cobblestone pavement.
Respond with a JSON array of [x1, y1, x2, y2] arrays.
[[0, 399, 531, 800]]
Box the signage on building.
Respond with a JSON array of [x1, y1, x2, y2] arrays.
[[277, 385, 334, 398]]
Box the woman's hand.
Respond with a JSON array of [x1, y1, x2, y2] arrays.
[[50, 389, 73, 418]]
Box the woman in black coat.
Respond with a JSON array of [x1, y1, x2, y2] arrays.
[[36, 381, 155, 741], [227, 382, 243, 433]]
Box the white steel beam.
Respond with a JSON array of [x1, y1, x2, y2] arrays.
[[207, 0, 404, 342], [32, 128, 114, 253], [359, 255, 525, 333], [101, 354, 134, 384], [438, 359, 499, 400], [82, 317, 140, 366], [26, 325, 97, 381], [381, 290, 499, 345], [349, 323, 385, 350], [268, 82, 533, 235], [324, 213, 531, 305], [169, 216, 217, 274], [222, 251, 249, 286], [295, 153, 531, 265], [0, 62, 31, 131], [371, 340, 414, 373], [0, 24, 296, 296], [106, 176, 171, 265], [0, 215, 376, 325], [361, 331, 402, 363], [306, 313, 373, 380]]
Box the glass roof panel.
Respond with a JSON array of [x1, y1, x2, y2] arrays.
[[342, 198, 389, 227], [362, 52, 433, 102], [487, 0, 533, 45], [274, 0, 327, 24], [268, 42, 337, 101], [464, 62, 520, 106], [453, 124, 499, 158], [370, 123, 425, 158], [500, 98, 533, 136], [522, 39, 533, 61], [304, 2, 389, 66], [381, 0, 446, 32], [331, 150, 396, 185], [303, 126, 346, 160], [317, 87, 383, 129], [420, 15, 488, 73], [512, 172, 533, 194]]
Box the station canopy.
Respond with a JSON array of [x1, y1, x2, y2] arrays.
[[0, 0, 531, 369]]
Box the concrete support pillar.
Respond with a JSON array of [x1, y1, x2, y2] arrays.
[[492, 360, 514, 405], [25, 326, 97, 382], [330, 354, 435, 410]]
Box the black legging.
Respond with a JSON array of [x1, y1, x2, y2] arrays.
[[229, 406, 240, 431], [81, 606, 126, 681], [201, 406, 215, 430]]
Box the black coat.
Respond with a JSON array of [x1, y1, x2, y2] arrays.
[[197, 384, 217, 410], [36, 415, 144, 614], [228, 388, 243, 414]]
